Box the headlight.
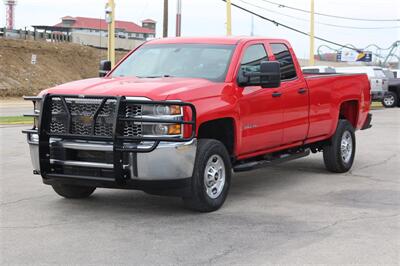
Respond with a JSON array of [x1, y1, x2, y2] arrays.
[[141, 103, 183, 136], [125, 101, 184, 137], [142, 124, 182, 136], [152, 124, 169, 135], [142, 104, 182, 116]]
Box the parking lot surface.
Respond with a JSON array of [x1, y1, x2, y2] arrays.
[[1, 109, 399, 265]]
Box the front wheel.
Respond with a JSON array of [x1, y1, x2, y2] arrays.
[[52, 184, 96, 199], [323, 120, 356, 173], [382, 92, 398, 108], [183, 139, 231, 212]]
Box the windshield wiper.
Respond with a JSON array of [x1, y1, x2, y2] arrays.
[[138, 74, 174, 78]]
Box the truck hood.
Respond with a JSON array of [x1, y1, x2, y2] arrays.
[[42, 76, 219, 101], [388, 78, 400, 88]]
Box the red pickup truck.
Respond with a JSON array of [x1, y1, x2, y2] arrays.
[[23, 37, 372, 212]]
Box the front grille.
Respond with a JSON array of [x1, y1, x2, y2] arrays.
[[125, 104, 142, 117], [49, 97, 142, 137], [124, 104, 142, 137], [123, 121, 142, 136]]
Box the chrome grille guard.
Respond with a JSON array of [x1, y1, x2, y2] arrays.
[[22, 94, 196, 183]]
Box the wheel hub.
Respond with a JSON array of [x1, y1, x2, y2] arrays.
[[384, 95, 395, 106], [204, 154, 226, 199], [340, 130, 353, 163]]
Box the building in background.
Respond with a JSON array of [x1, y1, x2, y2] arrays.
[[141, 19, 156, 32], [32, 16, 156, 50], [55, 16, 156, 40]]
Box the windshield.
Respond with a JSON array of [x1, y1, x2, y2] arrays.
[[111, 44, 236, 82], [383, 70, 394, 79]]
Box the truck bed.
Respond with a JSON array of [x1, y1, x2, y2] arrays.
[[304, 73, 370, 140]]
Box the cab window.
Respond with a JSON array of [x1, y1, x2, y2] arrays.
[[270, 43, 297, 80], [239, 44, 268, 84]]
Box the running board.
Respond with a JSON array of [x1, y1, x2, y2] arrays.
[[233, 149, 310, 172]]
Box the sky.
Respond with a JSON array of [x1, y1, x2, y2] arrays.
[[1, 0, 399, 60]]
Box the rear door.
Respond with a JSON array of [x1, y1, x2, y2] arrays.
[[269, 43, 309, 144], [373, 68, 389, 92], [237, 42, 283, 155], [370, 70, 383, 94]]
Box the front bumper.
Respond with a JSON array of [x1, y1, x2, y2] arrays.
[[26, 132, 197, 181]]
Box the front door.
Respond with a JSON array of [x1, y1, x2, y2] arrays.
[[237, 42, 284, 155]]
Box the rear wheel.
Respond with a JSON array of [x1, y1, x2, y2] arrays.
[[323, 120, 356, 173], [52, 184, 96, 199], [183, 139, 231, 212], [382, 92, 398, 108]]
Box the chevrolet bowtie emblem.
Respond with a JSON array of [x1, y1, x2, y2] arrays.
[[79, 115, 92, 125]]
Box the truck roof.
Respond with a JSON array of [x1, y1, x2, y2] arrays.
[[146, 36, 289, 45]]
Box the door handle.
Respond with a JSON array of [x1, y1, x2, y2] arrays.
[[272, 92, 282, 97], [298, 88, 307, 94]]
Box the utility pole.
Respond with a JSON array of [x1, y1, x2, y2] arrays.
[[105, 0, 115, 67], [163, 0, 168, 37], [250, 15, 254, 36], [309, 0, 315, 66], [176, 0, 182, 37], [226, 0, 232, 36]]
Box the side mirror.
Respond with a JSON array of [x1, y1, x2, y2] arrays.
[[260, 61, 281, 88], [238, 61, 281, 88], [99, 60, 111, 77]]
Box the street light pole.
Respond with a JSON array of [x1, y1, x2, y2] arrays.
[[309, 0, 315, 66], [176, 0, 182, 37], [106, 0, 115, 67], [163, 0, 169, 37], [226, 0, 232, 36]]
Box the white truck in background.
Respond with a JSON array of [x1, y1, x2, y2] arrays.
[[302, 66, 336, 74], [335, 66, 389, 103], [390, 69, 400, 78]]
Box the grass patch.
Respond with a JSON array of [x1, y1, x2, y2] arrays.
[[0, 116, 33, 125], [371, 102, 383, 107], [371, 102, 384, 110]]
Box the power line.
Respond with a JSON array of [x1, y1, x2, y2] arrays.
[[222, 0, 359, 51], [258, 0, 400, 22], [238, 0, 400, 30]]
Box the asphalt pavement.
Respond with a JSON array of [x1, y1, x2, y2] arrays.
[[1, 109, 399, 265]]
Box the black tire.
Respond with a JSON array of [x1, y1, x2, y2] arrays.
[[382, 92, 398, 108], [52, 184, 96, 199], [323, 119, 356, 173], [183, 139, 232, 212]]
